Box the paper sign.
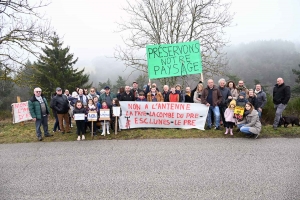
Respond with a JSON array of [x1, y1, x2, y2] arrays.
[[12, 102, 32, 124], [74, 113, 85, 120], [234, 106, 244, 115], [119, 101, 209, 130], [88, 111, 97, 121], [113, 107, 120, 116], [100, 109, 110, 120], [146, 41, 202, 79]]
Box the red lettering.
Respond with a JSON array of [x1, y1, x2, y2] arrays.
[[134, 118, 138, 124], [186, 104, 191, 110], [183, 120, 196, 126]]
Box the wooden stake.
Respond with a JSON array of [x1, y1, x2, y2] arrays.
[[115, 116, 118, 135], [91, 121, 94, 139], [17, 96, 24, 126]]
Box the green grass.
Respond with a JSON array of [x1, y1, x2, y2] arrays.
[[0, 119, 300, 144]]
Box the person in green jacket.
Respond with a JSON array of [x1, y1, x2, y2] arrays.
[[28, 87, 53, 141]]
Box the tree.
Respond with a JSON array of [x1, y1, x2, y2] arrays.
[[0, 0, 52, 77], [98, 78, 112, 91], [115, 0, 233, 86], [292, 64, 300, 96], [0, 67, 14, 110], [112, 76, 126, 93], [32, 34, 90, 99]]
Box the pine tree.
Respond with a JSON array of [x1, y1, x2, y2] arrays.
[[112, 76, 126, 93], [292, 64, 300, 96], [32, 34, 90, 99]]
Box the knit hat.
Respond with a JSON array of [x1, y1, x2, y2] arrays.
[[143, 85, 147, 89], [72, 91, 78, 98], [239, 91, 246, 98], [228, 99, 236, 109]]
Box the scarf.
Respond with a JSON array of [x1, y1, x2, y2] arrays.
[[244, 110, 250, 117], [35, 96, 43, 103], [254, 90, 260, 94], [237, 86, 247, 92]]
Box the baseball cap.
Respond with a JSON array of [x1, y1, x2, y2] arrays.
[[133, 81, 138, 84], [104, 86, 110, 90], [56, 87, 62, 91]]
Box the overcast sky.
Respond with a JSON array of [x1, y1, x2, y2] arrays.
[[45, 0, 300, 66]]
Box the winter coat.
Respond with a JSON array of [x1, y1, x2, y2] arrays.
[[248, 96, 258, 110], [273, 83, 291, 105], [218, 86, 232, 107], [236, 86, 249, 98], [161, 91, 170, 102], [119, 92, 135, 101], [147, 91, 164, 102], [236, 91, 248, 107], [169, 93, 180, 102], [230, 88, 239, 100], [77, 95, 88, 106], [73, 107, 86, 115], [238, 110, 261, 135], [28, 95, 50, 120], [99, 92, 117, 104], [224, 108, 235, 123], [201, 85, 222, 107], [50, 94, 70, 114], [184, 93, 193, 103], [87, 93, 99, 100], [131, 88, 143, 100], [255, 90, 267, 109], [193, 90, 202, 103]]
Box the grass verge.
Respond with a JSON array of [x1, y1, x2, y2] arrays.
[[0, 119, 300, 144]]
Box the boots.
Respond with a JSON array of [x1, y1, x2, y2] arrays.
[[230, 128, 233, 135], [107, 124, 110, 135], [224, 127, 228, 135], [101, 124, 105, 136]]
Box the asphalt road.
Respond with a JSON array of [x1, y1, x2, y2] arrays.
[[0, 138, 300, 200]]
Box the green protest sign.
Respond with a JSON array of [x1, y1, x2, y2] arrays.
[[146, 41, 202, 79]]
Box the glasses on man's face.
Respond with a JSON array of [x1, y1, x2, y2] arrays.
[[36, 91, 42, 93]]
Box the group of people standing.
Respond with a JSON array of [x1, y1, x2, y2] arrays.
[[28, 77, 290, 141]]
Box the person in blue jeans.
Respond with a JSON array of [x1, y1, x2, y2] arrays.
[[201, 79, 223, 130], [237, 102, 262, 139]]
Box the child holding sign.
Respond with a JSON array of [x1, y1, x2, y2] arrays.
[[100, 101, 110, 135], [86, 99, 98, 136], [111, 98, 122, 132], [73, 100, 86, 141], [224, 100, 236, 135]]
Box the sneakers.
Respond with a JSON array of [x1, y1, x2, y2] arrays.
[[38, 136, 42, 141], [77, 136, 81, 141], [101, 132, 105, 136], [71, 124, 73, 128], [215, 126, 221, 130], [107, 131, 110, 135], [82, 135, 85, 140]]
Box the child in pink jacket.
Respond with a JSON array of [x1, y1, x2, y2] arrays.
[[224, 100, 236, 135]]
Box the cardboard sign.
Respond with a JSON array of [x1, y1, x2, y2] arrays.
[[88, 111, 97, 121], [100, 109, 110, 120], [119, 101, 209, 130], [12, 102, 32, 124], [146, 41, 202, 79], [113, 107, 120, 117], [74, 113, 85, 120], [234, 106, 244, 116]]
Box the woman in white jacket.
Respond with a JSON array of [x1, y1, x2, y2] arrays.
[[193, 83, 203, 103]]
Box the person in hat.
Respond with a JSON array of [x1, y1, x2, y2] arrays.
[[131, 81, 143, 100], [99, 86, 116, 108], [50, 87, 71, 134], [28, 87, 53, 141], [224, 99, 237, 135]]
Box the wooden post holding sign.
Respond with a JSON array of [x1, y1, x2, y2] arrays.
[[113, 107, 121, 135], [99, 109, 110, 136], [17, 96, 24, 126], [88, 111, 97, 138]]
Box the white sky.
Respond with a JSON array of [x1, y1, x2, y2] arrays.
[[45, 0, 300, 64]]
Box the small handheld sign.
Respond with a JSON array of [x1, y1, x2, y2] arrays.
[[100, 109, 110, 120], [88, 111, 97, 139], [74, 113, 85, 120]]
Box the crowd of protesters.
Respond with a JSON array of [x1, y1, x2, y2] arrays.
[[28, 77, 290, 141]]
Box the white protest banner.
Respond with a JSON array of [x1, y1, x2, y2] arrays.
[[87, 111, 97, 121], [119, 102, 209, 130], [113, 107, 120, 117], [99, 109, 110, 120], [74, 113, 85, 120], [12, 101, 33, 124]]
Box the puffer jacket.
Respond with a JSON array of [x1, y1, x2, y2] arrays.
[[238, 110, 261, 135], [51, 94, 70, 114], [28, 95, 50, 119]]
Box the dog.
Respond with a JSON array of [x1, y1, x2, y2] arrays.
[[278, 116, 300, 128]]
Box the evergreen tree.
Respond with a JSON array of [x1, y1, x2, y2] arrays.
[[292, 64, 300, 96], [98, 78, 112, 91], [32, 34, 90, 99], [112, 76, 126, 93]]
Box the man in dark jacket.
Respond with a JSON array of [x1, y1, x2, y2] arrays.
[[273, 78, 291, 129], [28, 87, 53, 141], [51, 87, 71, 133], [161, 85, 170, 102], [131, 81, 143, 100], [120, 86, 135, 101], [201, 79, 223, 130], [218, 78, 232, 128]]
